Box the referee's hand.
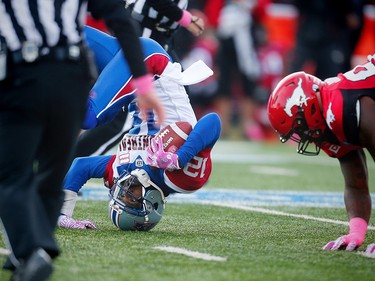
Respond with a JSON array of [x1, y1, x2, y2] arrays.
[[137, 91, 165, 125], [132, 74, 165, 124], [187, 15, 205, 36]]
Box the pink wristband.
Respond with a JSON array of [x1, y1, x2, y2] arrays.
[[132, 74, 153, 96], [178, 10, 192, 27], [349, 217, 368, 237]]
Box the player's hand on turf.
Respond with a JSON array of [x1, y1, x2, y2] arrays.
[[365, 243, 375, 254], [146, 136, 180, 171], [58, 215, 96, 230], [322, 234, 364, 251], [77, 219, 96, 229]]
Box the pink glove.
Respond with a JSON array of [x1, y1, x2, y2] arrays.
[[365, 243, 375, 254], [323, 217, 367, 251], [146, 136, 180, 171], [58, 215, 96, 230]]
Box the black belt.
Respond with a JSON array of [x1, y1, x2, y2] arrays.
[[11, 43, 84, 64]]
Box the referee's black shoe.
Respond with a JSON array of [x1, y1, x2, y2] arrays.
[[11, 248, 53, 281]]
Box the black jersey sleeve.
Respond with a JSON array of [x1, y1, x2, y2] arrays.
[[147, 0, 184, 22], [88, 0, 148, 79]]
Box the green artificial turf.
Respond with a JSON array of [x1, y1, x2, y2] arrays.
[[1, 140, 375, 281]]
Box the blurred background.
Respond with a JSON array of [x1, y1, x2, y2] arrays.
[[87, 0, 375, 142]]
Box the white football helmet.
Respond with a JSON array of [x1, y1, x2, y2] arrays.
[[108, 169, 166, 231]]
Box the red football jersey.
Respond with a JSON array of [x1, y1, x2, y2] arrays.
[[163, 148, 212, 193], [320, 56, 375, 158]]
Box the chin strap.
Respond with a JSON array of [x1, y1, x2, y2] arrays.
[[147, 179, 167, 208], [131, 168, 166, 207]]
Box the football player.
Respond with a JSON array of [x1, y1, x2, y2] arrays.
[[58, 26, 221, 230], [267, 54, 375, 254], [59, 113, 220, 231]]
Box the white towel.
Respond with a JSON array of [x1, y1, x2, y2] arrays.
[[160, 60, 214, 86]]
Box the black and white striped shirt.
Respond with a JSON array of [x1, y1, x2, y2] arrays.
[[0, 0, 149, 78], [0, 0, 88, 52], [125, 0, 188, 38]]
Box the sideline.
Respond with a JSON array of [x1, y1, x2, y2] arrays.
[[80, 187, 375, 209]]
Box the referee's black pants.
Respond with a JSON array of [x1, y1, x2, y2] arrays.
[[0, 58, 92, 264]]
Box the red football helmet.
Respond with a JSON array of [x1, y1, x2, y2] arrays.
[[267, 71, 326, 155]]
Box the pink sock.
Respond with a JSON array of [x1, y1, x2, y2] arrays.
[[347, 217, 368, 244]]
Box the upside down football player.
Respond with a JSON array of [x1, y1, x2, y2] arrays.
[[58, 26, 221, 231], [267, 54, 375, 254], [59, 113, 220, 231]]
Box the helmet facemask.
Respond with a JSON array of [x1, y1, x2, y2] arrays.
[[280, 106, 323, 156], [111, 176, 149, 216], [108, 169, 165, 231]]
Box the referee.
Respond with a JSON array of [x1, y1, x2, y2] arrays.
[[0, 1, 163, 281]]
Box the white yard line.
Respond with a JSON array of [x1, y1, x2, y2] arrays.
[[153, 246, 227, 262], [0, 247, 10, 256], [208, 202, 375, 230]]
